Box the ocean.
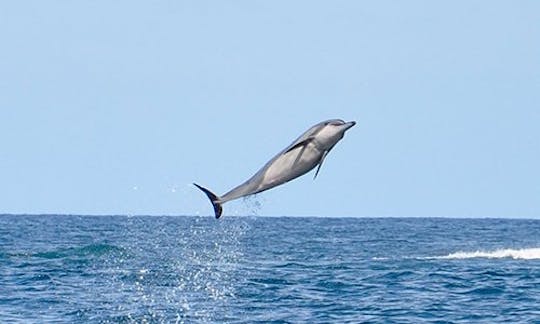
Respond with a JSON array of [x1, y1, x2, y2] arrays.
[[0, 215, 539, 323]]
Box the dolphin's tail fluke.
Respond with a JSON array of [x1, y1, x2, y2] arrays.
[[193, 183, 223, 219]]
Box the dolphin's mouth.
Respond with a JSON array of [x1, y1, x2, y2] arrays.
[[344, 121, 356, 130]]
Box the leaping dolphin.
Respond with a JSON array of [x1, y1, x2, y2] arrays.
[[194, 119, 356, 218]]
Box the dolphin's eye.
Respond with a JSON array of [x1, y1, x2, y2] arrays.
[[329, 120, 344, 126]]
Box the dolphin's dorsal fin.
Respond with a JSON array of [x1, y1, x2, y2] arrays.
[[313, 150, 329, 180]]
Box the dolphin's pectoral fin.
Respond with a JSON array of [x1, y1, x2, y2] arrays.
[[285, 137, 315, 168], [292, 143, 308, 167], [313, 150, 329, 180], [193, 183, 223, 219], [283, 137, 315, 155]]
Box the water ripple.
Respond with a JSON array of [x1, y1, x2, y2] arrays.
[[0, 215, 539, 323]]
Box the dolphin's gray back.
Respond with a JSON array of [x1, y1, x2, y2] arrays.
[[219, 121, 331, 203]]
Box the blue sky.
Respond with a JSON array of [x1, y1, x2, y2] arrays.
[[1, 1, 539, 217]]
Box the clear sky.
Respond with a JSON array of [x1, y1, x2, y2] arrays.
[[1, 1, 539, 218]]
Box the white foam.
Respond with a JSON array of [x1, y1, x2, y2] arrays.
[[371, 256, 389, 261], [431, 248, 540, 260]]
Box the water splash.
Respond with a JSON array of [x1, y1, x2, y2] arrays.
[[169, 217, 249, 322], [241, 195, 263, 216]]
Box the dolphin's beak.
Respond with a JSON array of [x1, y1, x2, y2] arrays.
[[344, 121, 356, 130]]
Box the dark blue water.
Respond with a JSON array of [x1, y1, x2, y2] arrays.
[[1, 215, 539, 323]]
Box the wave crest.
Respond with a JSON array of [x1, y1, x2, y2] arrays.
[[433, 248, 540, 260]]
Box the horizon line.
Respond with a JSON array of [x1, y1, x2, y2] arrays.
[[0, 213, 538, 221]]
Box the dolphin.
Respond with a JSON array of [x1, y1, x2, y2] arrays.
[[194, 119, 356, 218]]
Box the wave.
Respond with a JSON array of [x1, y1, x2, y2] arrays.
[[430, 248, 540, 260], [30, 244, 124, 259]]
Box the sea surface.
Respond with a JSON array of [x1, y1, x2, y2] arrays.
[[0, 215, 539, 323]]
